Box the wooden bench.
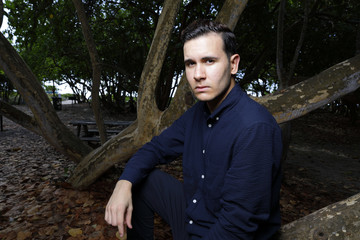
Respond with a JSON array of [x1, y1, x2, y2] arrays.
[[69, 120, 133, 142], [87, 128, 121, 135], [68, 95, 77, 104]]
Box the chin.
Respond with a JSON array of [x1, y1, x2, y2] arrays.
[[194, 94, 213, 102]]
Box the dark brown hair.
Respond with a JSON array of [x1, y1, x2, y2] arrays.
[[181, 19, 237, 57]]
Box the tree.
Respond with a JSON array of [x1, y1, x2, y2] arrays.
[[72, 0, 107, 144]]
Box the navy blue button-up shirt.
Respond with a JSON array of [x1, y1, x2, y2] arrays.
[[120, 84, 283, 239]]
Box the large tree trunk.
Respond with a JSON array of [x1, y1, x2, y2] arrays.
[[0, 32, 92, 162], [278, 192, 360, 239], [68, 0, 249, 189], [72, 0, 107, 144]]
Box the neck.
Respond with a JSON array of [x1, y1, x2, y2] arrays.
[[207, 78, 236, 113]]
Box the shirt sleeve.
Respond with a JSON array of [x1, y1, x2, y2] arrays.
[[205, 122, 282, 240], [119, 113, 187, 185]]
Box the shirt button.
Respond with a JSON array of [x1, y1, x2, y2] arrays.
[[202, 149, 205, 154], [201, 175, 205, 179], [189, 220, 193, 224], [193, 199, 197, 203], [216, 117, 219, 121], [208, 123, 212, 128]]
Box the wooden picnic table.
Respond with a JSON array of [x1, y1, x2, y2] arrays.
[[70, 120, 133, 141]]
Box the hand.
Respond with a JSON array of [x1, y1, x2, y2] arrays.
[[105, 180, 133, 237]]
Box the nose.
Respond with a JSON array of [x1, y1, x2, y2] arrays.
[[194, 64, 205, 81]]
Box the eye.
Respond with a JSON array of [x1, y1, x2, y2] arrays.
[[205, 59, 215, 64], [185, 61, 195, 67]]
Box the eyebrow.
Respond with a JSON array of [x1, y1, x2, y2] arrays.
[[184, 59, 194, 65], [202, 56, 218, 61], [184, 56, 219, 65]]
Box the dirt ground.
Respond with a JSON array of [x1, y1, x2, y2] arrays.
[[0, 103, 360, 239]]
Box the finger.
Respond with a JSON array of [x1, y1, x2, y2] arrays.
[[104, 204, 111, 224], [118, 224, 125, 237], [104, 209, 109, 223], [125, 205, 133, 229]]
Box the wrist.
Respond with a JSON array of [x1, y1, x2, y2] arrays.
[[117, 179, 132, 190]]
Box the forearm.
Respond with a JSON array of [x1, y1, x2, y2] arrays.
[[120, 118, 185, 184]]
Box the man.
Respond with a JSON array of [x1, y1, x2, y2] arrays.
[[105, 19, 283, 240]]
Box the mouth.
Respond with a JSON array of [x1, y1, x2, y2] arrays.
[[195, 86, 209, 92]]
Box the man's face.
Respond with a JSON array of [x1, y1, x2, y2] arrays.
[[183, 32, 239, 112]]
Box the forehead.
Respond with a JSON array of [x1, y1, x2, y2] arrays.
[[183, 32, 225, 58]]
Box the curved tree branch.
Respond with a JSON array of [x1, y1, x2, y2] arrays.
[[255, 54, 360, 124], [136, 0, 181, 134], [278, 192, 360, 239], [0, 100, 41, 135], [216, 0, 249, 30]]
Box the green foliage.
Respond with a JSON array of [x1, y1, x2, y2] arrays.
[[2, 0, 359, 107], [234, 0, 359, 95]]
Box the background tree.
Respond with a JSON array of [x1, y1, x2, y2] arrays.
[[72, 0, 107, 144]]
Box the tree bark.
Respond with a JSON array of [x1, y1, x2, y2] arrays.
[[277, 192, 360, 239], [0, 100, 41, 135], [72, 0, 107, 144], [255, 54, 360, 124], [216, 0, 248, 30], [0, 32, 92, 162], [135, 0, 182, 142]]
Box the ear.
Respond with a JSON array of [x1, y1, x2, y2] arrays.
[[230, 54, 240, 75]]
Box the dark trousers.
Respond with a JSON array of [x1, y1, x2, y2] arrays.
[[127, 169, 189, 240]]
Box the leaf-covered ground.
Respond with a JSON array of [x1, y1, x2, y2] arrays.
[[1, 103, 359, 239]]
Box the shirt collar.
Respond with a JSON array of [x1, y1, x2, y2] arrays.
[[202, 84, 245, 121]]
